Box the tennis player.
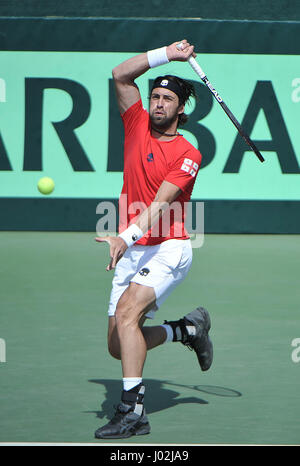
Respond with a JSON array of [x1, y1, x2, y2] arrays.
[[94, 39, 213, 439]]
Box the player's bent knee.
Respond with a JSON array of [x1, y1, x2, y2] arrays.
[[115, 302, 144, 328], [115, 304, 135, 327], [114, 283, 156, 329]]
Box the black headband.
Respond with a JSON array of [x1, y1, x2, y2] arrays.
[[151, 77, 184, 102]]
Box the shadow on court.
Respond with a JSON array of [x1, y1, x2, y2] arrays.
[[87, 379, 242, 419]]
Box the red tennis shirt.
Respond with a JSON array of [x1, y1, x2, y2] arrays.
[[119, 99, 202, 246]]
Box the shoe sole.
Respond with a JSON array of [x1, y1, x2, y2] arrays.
[[198, 335, 213, 371], [185, 307, 213, 371]]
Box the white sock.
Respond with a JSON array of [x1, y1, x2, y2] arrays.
[[161, 324, 174, 343], [161, 323, 196, 343], [123, 377, 142, 391]]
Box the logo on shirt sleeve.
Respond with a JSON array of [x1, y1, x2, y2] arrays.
[[180, 158, 199, 178]]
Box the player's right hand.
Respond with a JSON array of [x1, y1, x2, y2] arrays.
[[95, 236, 128, 271], [166, 39, 196, 62]]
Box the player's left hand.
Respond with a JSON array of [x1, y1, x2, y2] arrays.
[[95, 236, 128, 271], [166, 39, 196, 62]]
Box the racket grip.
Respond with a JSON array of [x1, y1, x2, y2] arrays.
[[176, 42, 206, 79], [187, 56, 206, 79]]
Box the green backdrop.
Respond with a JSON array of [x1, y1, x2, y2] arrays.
[[0, 17, 300, 232]]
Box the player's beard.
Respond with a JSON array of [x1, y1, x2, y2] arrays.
[[150, 108, 179, 133]]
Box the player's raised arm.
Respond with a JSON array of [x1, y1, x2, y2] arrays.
[[112, 40, 195, 114], [112, 53, 149, 114]]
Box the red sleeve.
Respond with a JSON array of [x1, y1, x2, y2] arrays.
[[165, 149, 202, 193], [121, 99, 149, 136]]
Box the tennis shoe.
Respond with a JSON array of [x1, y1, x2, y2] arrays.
[[94, 384, 150, 439], [165, 306, 213, 371], [183, 306, 213, 371]]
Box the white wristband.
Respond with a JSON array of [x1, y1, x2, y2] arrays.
[[119, 224, 144, 247], [147, 46, 169, 68]]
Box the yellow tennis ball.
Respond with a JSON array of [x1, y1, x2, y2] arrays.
[[37, 177, 55, 195]]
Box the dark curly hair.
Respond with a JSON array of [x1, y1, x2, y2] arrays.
[[151, 75, 196, 126]]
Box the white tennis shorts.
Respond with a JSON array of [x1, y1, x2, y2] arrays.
[[107, 238, 193, 319]]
